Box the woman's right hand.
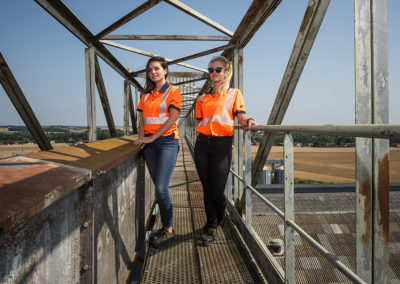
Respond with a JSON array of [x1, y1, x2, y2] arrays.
[[134, 137, 147, 149]]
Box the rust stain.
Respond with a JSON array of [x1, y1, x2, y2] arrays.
[[300, 5, 313, 33], [378, 153, 390, 243], [98, 245, 102, 253], [239, 54, 243, 65], [360, 178, 372, 244], [0, 156, 89, 236]]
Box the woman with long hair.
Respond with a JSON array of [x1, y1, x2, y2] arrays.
[[134, 56, 182, 247], [194, 55, 257, 245]]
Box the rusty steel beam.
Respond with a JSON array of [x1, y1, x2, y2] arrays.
[[0, 52, 52, 151], [251, 0, 330, 189], [128, 87, 138, 135], [34, 0, 143, 92], [102, 35, 231, 41], [231, 0, 281, 49], [95, 56, 117, 138], [163, 0, 233, 37], [124, 80, 138, 135], [355, 0, 390, 282], [124, 80, 130, 136], [85, 48, 96, 142], [94, 0, 162, 40], [222, 0, 282, 60]]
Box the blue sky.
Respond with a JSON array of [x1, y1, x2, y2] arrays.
[[0, 0, 399, 126]]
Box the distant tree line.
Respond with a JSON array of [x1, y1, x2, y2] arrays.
[[7, 125, 70, 132], [0, 127, 125, 145]]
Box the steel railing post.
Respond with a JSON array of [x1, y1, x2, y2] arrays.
[[284, 133, 295, 283]]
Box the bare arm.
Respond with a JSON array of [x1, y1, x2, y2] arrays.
[[237, 113, 257, 130]]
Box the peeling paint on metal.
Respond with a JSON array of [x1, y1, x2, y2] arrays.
[[378, 153, 390, 243], [360, 177, 372, 244]]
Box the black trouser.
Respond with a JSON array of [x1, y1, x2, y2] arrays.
[[194, 134, 233, 229]]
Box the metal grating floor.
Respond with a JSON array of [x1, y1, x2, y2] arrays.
[[251, 191, 400, 283], [141, 140, 266, 284]]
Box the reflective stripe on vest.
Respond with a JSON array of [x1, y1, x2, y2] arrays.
[[197, 88, 236, 127], [143, 86, 172, 125]]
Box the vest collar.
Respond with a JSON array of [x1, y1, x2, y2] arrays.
[[158, 82, 170, 93]]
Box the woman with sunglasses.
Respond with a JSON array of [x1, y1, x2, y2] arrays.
[[134, 56, 182, 247], [194, 55, 257, 245]]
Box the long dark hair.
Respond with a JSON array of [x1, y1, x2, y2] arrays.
[[143, 56, 168, 93]]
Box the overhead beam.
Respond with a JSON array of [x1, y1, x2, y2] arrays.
[[163, 0, 233, 37], [130, 43, 234, 76], [251, 0, 331, 189], [102, 35, 231, 41], [100, 40, 208, 74], [167, 44, 235, 66], [94, 0, 162, 40], [0, 52, 52, 151], [34, 0, 143, 92]]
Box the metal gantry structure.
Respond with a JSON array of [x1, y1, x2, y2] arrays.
[[1, 0, 399, 283]]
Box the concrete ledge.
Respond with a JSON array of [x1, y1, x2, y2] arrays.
[[0, 136, 140, 236], [26, 136, 140, 175]]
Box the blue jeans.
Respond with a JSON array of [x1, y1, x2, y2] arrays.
[[143, 137, 179, 228]]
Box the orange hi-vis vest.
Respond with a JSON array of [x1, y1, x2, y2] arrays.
[[137, 83, 182, 139], [195, 88, 246, 136]]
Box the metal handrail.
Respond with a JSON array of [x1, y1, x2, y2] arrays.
[[230, 168, 366, 284], [184, 122, 398, 283], [237, 124, 400, 139]]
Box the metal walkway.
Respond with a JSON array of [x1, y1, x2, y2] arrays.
[[140, 140, 266, 284]]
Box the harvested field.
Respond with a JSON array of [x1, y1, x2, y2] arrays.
[[252, 146, 400, 183]]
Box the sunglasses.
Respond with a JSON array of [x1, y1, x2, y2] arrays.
[[208, 67, 224, 73]]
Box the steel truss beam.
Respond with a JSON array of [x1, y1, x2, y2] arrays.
[[94, 56, 117, 138], [163, 0, 233, 37], [102, 35, 231, 41], [354, 0, 389, 282], [95, 0, 162, 40], [35, 0, 143, 92], [101, 40, 207, 73], [0, 52, 52, 151], [251, 0, 331, 190]]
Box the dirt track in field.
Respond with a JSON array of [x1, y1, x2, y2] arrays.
[[252, 146, 400, 183]]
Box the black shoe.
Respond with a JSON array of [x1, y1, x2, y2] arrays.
[[201, 224, 210, 234], [149, 228, 175, 247], [202, 227, 218, 246]]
